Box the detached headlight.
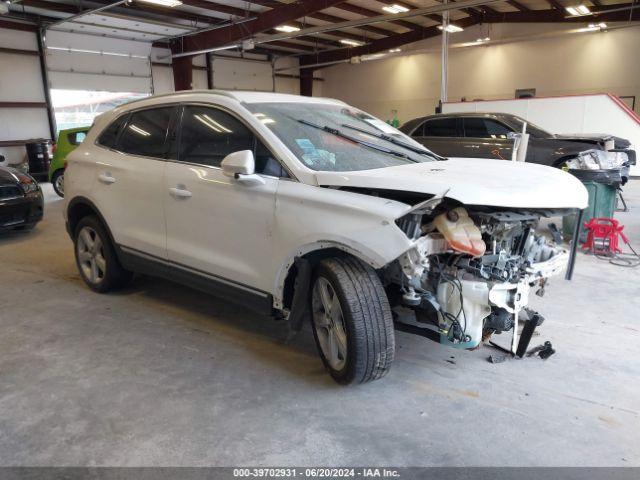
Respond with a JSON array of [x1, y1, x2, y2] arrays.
[[566, 150, 626, 170]]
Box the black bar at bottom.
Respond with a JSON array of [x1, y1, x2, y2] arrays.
[[565, 208, 583, 281]]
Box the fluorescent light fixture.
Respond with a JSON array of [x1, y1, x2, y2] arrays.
[[388, 48, 402, 53], [362, 53, 386, 61], [340, 39, 363, 47], [137, 0, 183, 6], [438, 24, 464, 33], [565, 4, 590, 16], [275, 25, 300, 33], [382, 4, 409, 14]]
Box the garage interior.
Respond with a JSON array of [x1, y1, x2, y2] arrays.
[[1, 0, 639, 471]]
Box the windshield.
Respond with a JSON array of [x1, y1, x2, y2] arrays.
[[509, 116, 552, 138], [245, 102, 439, 172]]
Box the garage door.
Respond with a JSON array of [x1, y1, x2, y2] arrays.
[[211, 57, 273, 92], [45, 31, 152, 93]]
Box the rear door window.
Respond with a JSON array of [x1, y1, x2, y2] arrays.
[[422, 118, 459, 137], [463, 118, 512, 139], [116, 107, 176, 159]]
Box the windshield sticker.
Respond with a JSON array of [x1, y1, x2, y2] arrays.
[[295, 138, 316, 151], [295, 138, 336, 167]]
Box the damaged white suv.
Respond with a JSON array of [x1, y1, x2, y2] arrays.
[[64, 91, 587, 384]]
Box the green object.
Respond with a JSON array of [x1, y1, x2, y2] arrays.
[[48, 127, 90, 182], [562, 180, 617, 241]]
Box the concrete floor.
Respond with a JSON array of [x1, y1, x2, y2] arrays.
[[0, 181, 639, 467]]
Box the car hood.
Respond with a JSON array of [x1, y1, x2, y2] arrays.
[[315, 157, 588, 209], [0, 166, 21, 186], [552, 134, 631, 149]]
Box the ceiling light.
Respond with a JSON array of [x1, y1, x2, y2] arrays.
[[565, 4, 591, 16], [275, 25, 300, 33], [388, 48, 402, 53], [438, 24, 464, 33], [382, 4, 409, 14], [340, 39, 363, 47], [137, 0, 182, 7]]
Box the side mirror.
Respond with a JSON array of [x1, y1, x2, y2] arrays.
[[221, 150, 265, 187]]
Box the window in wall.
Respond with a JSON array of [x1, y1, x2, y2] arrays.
[[51, 89, 149, 135]]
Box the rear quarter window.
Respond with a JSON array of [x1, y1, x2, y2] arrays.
[[97, 114, 129, 149]]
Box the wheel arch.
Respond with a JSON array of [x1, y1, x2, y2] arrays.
[[66, 196, 117, 248], [274, 241, 388, 311]]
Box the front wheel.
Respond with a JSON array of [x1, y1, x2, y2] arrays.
[[311, 257, 395, 385], [52, 170, 64, 197]]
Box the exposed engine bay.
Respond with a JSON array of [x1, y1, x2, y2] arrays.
[[385, 199, 573, 352]]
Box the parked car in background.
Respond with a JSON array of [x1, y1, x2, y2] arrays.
[[0, 166, 43, 231], [400, 112, 635, 186], [64, 91, 587, 384], [49, 127, 90, 197]]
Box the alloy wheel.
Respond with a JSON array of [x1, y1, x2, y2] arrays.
[[54, 173, 64, 195], [76, 226, 106, 285], [312, 277, 348, 370]]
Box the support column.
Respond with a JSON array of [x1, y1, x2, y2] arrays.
[[300, 68, 314, 97], [172, 55, 193, 91], [205, 53, 213, 90], [440, 0, 449, 105], [36, 28, 57, 141]]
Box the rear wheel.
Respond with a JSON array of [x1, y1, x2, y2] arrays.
[[52, 170, 64, 197], [310, 256, 395, 384], [74, 215, 132, 292]]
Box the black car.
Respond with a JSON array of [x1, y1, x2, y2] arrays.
[[0, 166, 44, 231], [400, 112, 635, 185]]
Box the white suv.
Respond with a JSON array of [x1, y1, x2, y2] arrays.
[[64, 91, 587, 384]]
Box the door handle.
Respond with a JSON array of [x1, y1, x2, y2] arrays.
[[98, 173, 116, 184], [169, 186, 192, 199]]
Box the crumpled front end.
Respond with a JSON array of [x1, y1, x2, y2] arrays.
[[385, 201, 573, 352]]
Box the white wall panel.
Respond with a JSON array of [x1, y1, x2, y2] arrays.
[[0, 27, 49, 166], [152, 64, 174, 94], [212, 57, 274, 91], [322, 25, 640, 123], [0, 52, 44, 102]]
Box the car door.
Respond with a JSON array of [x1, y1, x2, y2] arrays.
[[91, 106, 177, 259], [410, 117, 463, 157], [461, 117, 514, 160], [164, 104, 281, 294]]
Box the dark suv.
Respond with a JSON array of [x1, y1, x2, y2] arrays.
[[400, 112, 635, 184]]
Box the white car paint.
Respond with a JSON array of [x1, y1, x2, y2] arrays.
[[64, 90, 587, 357], [315, 157, 588, 210]]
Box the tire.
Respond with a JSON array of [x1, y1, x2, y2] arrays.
[[310, 256, 395, 385], [52, 170, 65, 197], [74, 215, 132, 293]]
